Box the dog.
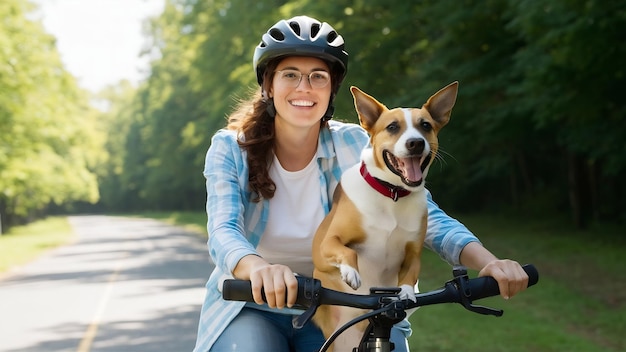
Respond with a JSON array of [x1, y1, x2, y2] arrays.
[[312, 82, 458, 351]]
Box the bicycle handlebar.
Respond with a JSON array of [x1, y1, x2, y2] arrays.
[[222, 264, 539, 312]]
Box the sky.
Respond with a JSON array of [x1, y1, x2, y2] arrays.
[[31, 0, 165, 93]]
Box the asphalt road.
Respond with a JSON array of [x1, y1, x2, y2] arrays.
[[0, 215, 213, 352]]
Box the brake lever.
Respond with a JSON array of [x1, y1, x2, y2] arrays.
[[452, 266, 503, 317], [292, 276, 322, 329]]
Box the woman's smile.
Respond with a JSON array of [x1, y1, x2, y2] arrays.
[[290, 99, 315, 107]]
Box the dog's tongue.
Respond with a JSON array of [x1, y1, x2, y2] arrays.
[[399, 156, 423, 182]]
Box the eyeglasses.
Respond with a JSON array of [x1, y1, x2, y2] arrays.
[[274, 69, 331, 89]]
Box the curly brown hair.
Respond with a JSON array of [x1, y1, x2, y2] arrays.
[[227, 58, 341, 202]]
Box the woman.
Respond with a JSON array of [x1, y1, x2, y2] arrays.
[[193, 15, 528, 352]]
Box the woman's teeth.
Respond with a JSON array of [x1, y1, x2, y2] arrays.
[[290, 100, 314, 107]]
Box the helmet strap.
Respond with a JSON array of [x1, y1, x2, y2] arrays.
[[322, 95, 335, 121], [262, 89, 276, 118], [265, 98, 276, 118]]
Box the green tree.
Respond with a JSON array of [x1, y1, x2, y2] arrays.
[[98, 0, 625, 227], [506, 0, 626, 225], [0, 0, 103, 229]]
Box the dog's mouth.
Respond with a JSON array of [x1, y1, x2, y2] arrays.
[[383, 150, 431, 187]]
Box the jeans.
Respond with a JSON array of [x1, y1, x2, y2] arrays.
[[210, 307, 409, 352]]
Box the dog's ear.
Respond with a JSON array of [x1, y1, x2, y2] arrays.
[[350, 86, 388, 131], [423, 81, 458, 126]]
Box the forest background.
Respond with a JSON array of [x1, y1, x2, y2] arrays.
[[1, 0, 625, 231]]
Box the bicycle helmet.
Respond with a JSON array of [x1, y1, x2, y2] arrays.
[[253, 15, 349, 90]]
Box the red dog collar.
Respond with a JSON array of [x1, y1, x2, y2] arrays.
[[359, 162, 411, 202]]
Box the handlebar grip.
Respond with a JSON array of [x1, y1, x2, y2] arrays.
[[467, 264, 539, 301], [524, 264, 539, 286], [222, 276, 316, 307], [222, 279, 256, 302]]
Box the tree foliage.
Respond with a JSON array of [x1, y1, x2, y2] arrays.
[[3, 0, 625, 229], [0, 0, 103, 229], [70, 0, 626, 227]]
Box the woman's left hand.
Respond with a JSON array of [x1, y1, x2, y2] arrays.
[[478, 259, 529, 299]]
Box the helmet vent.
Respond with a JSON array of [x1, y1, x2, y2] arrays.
[[269, 28, 285, 41], [326, 30, 338, 44], [288, 21, 301, 36], [310, 23, 321, 38]]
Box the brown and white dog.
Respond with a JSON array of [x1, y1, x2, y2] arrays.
[[312, 82, 458, 351]]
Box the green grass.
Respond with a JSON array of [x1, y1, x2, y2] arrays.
[[0, 216, 75, 273], [408, 214, 625, 352]]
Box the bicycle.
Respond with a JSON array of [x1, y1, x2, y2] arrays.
[[222, 264, 539, 352]]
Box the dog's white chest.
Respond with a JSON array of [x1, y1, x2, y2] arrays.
[[338, 165, 427, 288]]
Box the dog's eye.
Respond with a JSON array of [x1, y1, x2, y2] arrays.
[[386, 121, 400, 133], [420, 120, 432, 132]]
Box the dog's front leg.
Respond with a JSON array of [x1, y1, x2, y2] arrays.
[[397, 239, 424, 302], [319, 234, 362, 290]]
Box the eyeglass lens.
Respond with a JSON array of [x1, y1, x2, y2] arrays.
[[275, 70, 330, 88]]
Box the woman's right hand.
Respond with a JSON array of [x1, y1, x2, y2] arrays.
[[233, 255, 298, 309]]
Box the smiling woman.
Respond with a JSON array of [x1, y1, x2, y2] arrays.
[[30, 0, 165, 92]]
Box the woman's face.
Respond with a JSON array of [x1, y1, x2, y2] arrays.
[[269, 56, 332, 128]]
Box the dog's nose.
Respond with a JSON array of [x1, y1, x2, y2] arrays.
[[406, 138, 425, 154]]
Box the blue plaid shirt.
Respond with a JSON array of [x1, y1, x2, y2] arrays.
[[193, 120, 479, 351]]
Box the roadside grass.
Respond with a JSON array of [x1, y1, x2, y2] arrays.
[[0, 217, 75, 273], [409, 213, 625, 352]]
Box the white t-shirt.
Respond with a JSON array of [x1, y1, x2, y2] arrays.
[[256, 154, 324, 276]]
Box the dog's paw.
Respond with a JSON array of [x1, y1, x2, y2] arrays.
[[399, 284, 417, 302], [339, 264, 361, 290]]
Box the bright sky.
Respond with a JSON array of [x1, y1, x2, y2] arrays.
[[32, 0, 165, 93]]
